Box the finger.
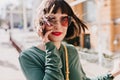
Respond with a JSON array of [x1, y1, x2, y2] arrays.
[[42, 30, 52, 43], [41, 25, 45, 31], [37, 27, 44, 38], [45, 30, 53, 36]]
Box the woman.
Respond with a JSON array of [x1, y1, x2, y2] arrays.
[[19, 0, 120, 80]]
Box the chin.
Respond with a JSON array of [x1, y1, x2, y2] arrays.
[[49, 35, 64, 42], [50, 38, 63, 42], [49, 37, 63, 42]]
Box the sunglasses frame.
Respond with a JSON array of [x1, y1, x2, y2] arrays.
[[39, 15, 72, 27]]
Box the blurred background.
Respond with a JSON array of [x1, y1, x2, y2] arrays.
[[0, 0, 120, 80]]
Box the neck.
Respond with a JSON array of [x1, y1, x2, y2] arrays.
[[53, 41, 61, 49], [37, 41, 61, 51]]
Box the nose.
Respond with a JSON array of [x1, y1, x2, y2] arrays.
[[54, 21, 62, 29]]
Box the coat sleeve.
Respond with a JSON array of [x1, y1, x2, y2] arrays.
[[44, 42, 64, 80], [68, 45, 114, 80], [19, 42, 64, 80]]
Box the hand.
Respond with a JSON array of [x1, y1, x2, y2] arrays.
[[111, 58, 120, 77], [37, 25, 53, 43]]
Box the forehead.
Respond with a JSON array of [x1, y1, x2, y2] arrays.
[[46, 8, 68, 17], [45, 1, 70, 15]]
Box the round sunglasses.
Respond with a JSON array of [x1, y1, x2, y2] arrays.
[[39, 15, 72, 27]]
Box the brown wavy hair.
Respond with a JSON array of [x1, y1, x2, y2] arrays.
[[35, 0, 87, 40]]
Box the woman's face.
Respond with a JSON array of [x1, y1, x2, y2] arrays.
[[43, 9, 69, 42]]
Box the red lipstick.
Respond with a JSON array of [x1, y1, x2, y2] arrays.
[[52, 32, 62, 36]]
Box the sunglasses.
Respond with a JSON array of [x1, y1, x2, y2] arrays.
[[39, 15, 72, 27]]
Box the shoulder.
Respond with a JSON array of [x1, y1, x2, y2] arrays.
[[19, 47, 36, 57], [19, 46, 45, 61], [66, 43, 77, 52], [64, 43, 78, 56], [64, 44, 81, 67], [66, 44, 75, 49], [18, 47, 45, 71]]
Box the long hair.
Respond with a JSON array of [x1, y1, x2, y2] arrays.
[[35, 0, 88, 40]]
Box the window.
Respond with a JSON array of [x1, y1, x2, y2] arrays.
[[84, 34, 91, 49]]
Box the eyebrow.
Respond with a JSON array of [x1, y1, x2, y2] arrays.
[[47, 15, 68, 20]]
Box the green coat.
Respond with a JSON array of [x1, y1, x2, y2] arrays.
[[19, 42, 113, 80]]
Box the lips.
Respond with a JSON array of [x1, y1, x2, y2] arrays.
[[52, 32, 62, 36]]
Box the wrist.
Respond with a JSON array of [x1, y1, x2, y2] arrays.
[[108, 73, 114, 79], [43, 39, 50, 44], [110, 70, 120, 78]]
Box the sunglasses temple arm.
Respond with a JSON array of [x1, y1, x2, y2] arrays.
[[43, 17, 51, 26]]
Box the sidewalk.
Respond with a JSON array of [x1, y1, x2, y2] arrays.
[[0, 44, 25, 80], [0, 29, 25, 80]]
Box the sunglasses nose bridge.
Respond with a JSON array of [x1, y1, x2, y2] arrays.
[[53, 21, 62, 29]]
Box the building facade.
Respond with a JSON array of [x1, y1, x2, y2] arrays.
[[71, 0, 120, 53], [3, 0, 120, 53]]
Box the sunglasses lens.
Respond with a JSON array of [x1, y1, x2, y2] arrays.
[[61, 16, 68, 26], [61, 16, 71, 27], [39, 16, 71, 27]]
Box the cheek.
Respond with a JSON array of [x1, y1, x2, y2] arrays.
[[63, 27, 68, 34]]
